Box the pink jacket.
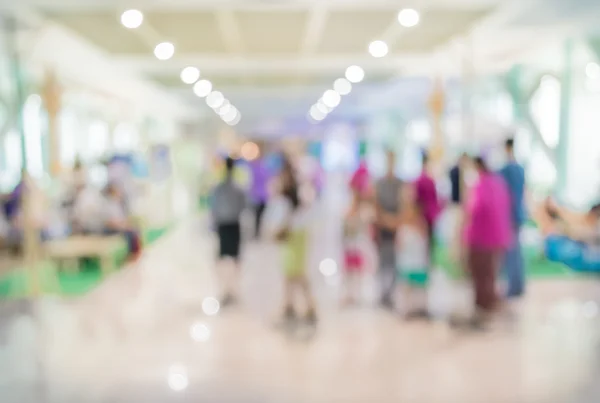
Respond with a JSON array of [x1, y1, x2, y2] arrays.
[[464, 172, 512, 250]]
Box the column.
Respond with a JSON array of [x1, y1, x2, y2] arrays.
[[556, 38, 574, 196], [42, 70, 61, 176]]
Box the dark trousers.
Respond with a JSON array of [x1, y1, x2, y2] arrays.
[[254, 202, 266, 238], [467, 248, 501, 312]]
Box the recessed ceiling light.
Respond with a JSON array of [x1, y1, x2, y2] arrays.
[[154, 42, 175, 60], [193, 80, 212, 97], [316, 100, 331, 114], [206, 91, 225, 109], [180, 67, 200, 84], [586, 62, 600, 79], [217, 100, 232, 116], [310, 105, 326, 121], [222, 106, 238, 122], [226, 113, 241, 126], [398, 9, 420, 27], [369, 40, 389, 58], [322, 89, 341, 108], [345, 65, 365, 83], [333, 78, 352, 95], [121, 9, 143, 29]]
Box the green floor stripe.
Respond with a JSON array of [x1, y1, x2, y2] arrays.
[[0, 226, 171, 298]]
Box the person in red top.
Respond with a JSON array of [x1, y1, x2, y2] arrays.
[[414, 152, 441, 270]]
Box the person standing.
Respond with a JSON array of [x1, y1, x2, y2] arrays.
[[210, 157, 246, 306], [374, 150, 403, 309], [249, 150, 269, 239], [415, 151, 441, 270], [463, 156, 512, 328], [498, 138, 526, 300]]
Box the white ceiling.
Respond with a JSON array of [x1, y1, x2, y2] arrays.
[[6, 0, 600, 131]]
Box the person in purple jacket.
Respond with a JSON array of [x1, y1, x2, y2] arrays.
[[248, 150, 270, 239]]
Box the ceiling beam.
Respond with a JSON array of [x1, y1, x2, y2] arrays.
[[6, 0, 499, 13], [299, 5, 329, 55], [113, 54, 427, 75], [215, 9, 245, 54]]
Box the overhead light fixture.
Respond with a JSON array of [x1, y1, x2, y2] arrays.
[[217, 101, 232, 116], [227, 114, 241, 126], [316, 100, 331, 114], [309, 105, 326, 121], [586, 62, 600, 79], [206, 91, 225, 109], [180, 67, 200, 84], [369, 40, 389, 58], [193, 80, 212, 97], [154, 42, 175, 60], [322, 89, 341, 108], [345, 65, 365, 83], [222, 106, 238, 122], [398, 9, 420, 27], [333, 78, 352, 96], [121, 9, 143, 29]]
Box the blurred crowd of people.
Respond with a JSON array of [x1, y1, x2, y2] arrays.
[[209, 137, 599, 331]]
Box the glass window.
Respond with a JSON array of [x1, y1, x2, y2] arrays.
[[531, 76, 560, 149], [23, 94, 44, 178]]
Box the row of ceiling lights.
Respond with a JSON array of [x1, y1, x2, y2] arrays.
[[307, 8, 421, 122], [120, 9, 241, 125], [182, 67, 241, 125]]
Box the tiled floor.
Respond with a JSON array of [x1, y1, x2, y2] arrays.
[[0, 201, 599, 403]]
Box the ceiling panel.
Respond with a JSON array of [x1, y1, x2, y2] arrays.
[[317, 10, 396, 54], [151, 71, 392, 89], [45, 11, 151, 54], [144, 11, 228, 54], [392, 9, 491, 52], [235, 10, 309, 54]]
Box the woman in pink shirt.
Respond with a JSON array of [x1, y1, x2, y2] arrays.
[[463, 156, 512, 326], [415, 152, 441, 269]]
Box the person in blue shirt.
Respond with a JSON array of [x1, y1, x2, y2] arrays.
[[499, 138, 526, 299]]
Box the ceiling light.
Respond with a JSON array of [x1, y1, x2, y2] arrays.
[[586, 62, 600, 79], [369, 40, 389, 58], [227, 114, 241, 126], [206, 91, 225, 109], [180, 67, 200, 84], [217, 101, 231, 116], [316, 100, 331, 114], [345, 65, 365, 83], [398, 9, 420, 27], [322, 90, 341, 108], [222, 106, 238, 122], [310, 105, 326, 121], [120, 9, 143, 29], [333, 78, 352, 95], [154, 42, 175, 61], [193, 80, 212, 97]]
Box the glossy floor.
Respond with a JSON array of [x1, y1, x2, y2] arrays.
[[0, 209, 599, 403]]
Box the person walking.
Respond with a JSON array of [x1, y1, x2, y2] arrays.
[[499, 138, 526, 300], [374, 150, 403, 309], [462, 156, 512, 329], [249, 149, 270, 239], [414, 151, 441, 270], [210, 157, 246, 306]]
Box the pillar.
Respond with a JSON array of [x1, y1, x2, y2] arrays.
[[6, 16, 41, 296], [427, 77, 445, 175], [42, 70, 62, 176], [556, 38, 574, 196]]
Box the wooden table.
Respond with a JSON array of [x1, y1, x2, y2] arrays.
[[44, 235, 124, 277]]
